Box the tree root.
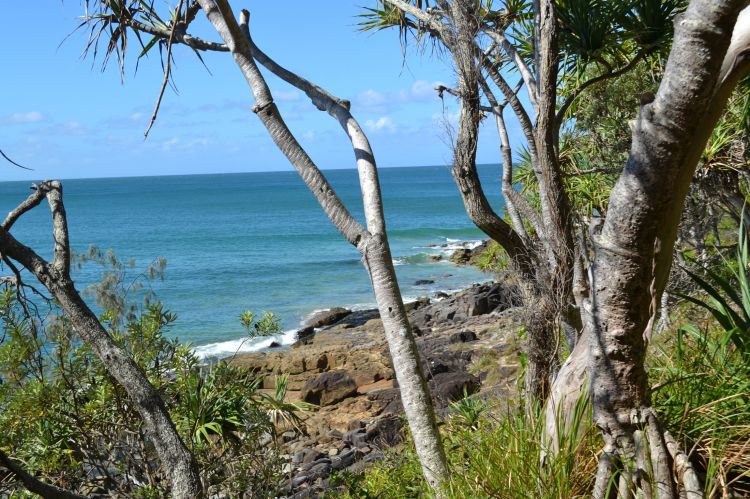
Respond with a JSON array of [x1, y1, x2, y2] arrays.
[[593, 408, 703, 499]]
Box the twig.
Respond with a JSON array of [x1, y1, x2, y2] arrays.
[[0, 149, 33, 170], [143, 0, 184, 139]]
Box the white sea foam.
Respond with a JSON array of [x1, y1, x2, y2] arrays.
[[442, 239, 483, 251], [193, 328, 298, 360], [413, 238, 484, 252]]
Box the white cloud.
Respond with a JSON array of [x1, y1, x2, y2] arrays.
[[404, 80, 446, 101], [365, 116, 397, 133], [162, 137, 180, 151], [4, 111, 46, 124], [301, 130, 316, 142], [353, 80, 445, 113], [354, 89, 389, 113], [274, 89, 302, 102]]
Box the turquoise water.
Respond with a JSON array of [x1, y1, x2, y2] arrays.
[[0, 165, 504, 357]]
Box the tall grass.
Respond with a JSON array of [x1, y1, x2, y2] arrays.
[[331, 394, 598, 498], [651, 216, 750, 495]]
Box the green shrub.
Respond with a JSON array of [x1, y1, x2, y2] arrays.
[[0, 253, 303, 497]]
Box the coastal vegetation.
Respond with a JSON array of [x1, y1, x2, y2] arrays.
[[1, 0, 749, 498]]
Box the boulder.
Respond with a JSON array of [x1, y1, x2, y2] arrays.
[[449, 247, 473, 264], [295, 326, 315, 344], [365, 415, 404, 447], [367, 388, 403, 415], [429, 371, 480, 403], [305, 307, 351, 329], [414, 279, 435, 285], [301, 370, 357, 406]]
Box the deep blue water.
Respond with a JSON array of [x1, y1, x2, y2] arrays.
[[0, 165, 504, 357]]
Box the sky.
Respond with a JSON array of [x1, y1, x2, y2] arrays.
[[1, 2, 520, 181]]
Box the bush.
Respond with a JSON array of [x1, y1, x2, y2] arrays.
[[0, 252, 303, 497]]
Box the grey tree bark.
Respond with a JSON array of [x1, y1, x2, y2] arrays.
[[0, 182, 203, 499], [383, 0, 586, 402], [581, 2, 750, 494], [194, 0, 450, 491]]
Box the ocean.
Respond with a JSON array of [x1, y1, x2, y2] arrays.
[[0, 165, 504, 357]]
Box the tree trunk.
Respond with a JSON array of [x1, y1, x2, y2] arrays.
[[583, 1, 750, 494], [196, 0, 449, 491]]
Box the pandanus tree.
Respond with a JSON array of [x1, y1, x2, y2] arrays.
[[368, 0, 750, 495], [70, 0, 449, 493], [362, 0, 682, 401]]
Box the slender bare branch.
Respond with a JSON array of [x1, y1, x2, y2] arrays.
[[479, 77, 543, 242], [196, 0, 367, 247], [197, 1, 450, 490], [239, 15, 387, 236], [484, 28, 538, 109], [3, 182, 52, 231], [555, 51, 646, 127], [382, 0, 451, 41], [0, 149, 33, 170], [482, 62, 538, 163], [44, 182, 71, 275], [144, 0, 184, 138], [114, 16, 228, 52], [0, 187, 202, 499], [0, 448, 89, 499]]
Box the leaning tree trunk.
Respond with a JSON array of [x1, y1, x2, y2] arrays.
[[0, 182, 202, 499], [579, 2, 750, 496], [445, 0, 565, 402], [196, 0, 449, 492]]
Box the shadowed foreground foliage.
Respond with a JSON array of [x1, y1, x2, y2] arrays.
[[0, 255, 305, 497]]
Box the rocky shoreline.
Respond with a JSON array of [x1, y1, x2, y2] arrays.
[[231, 272, 523, 497]]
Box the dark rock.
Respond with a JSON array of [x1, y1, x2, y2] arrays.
[[292, 451, 305, 465], [368, 388, 403, 414], [409, 282, 518, 331], [343, 428, 368, 448], [449, 248, 472, 264], [365, 415, 404, 447], [292, 475, 309, 488], [306, 462, 331, 480], [301, 370, 357, 406], [363, 451, 385, 464], [429, 371, 480, 404], [429, 255, 442, 262], [296, 326, 315, 342], [302, 457, 331, 472], [302, 448, 324, 465], [268, 341, 281, 348], [454, 330, 478, 342], [414, 279, 435, 285], [347, 419, 365, 431], [330, 448, 357, 470], [434, 291, 449, 299], [305, 307, 352, 329], [404, 296, 430, 312]]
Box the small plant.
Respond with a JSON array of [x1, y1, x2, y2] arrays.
[[240, 310, 281, 339], [260, 374, 315, 434], [678, 216, 750, 358], [448, 390, 488, 431]]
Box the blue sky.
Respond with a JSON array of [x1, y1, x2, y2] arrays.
[[1, 2, 519, 181]]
